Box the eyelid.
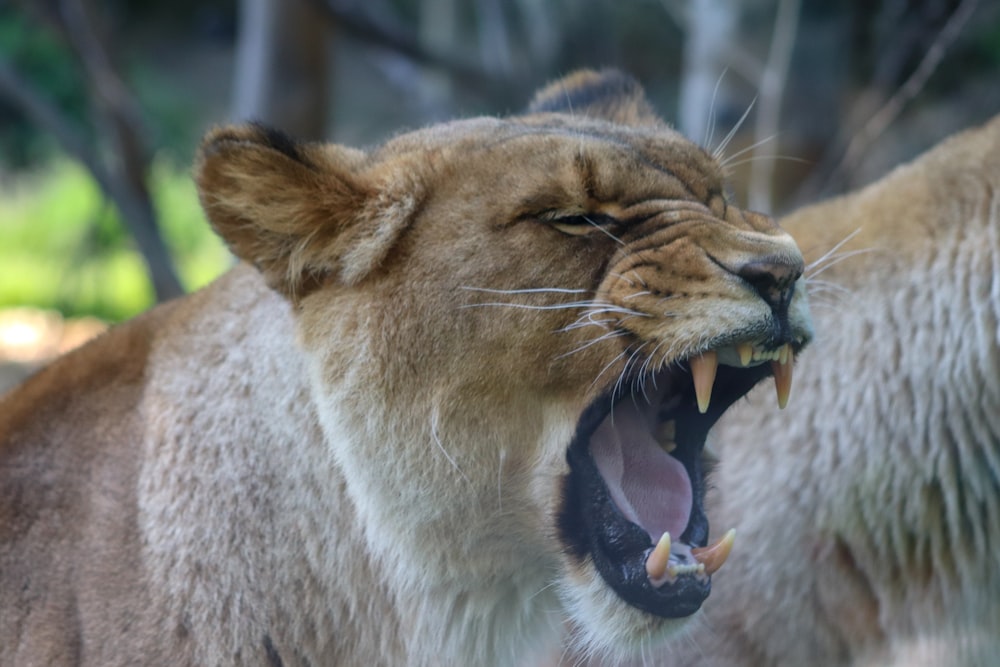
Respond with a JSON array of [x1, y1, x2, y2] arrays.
[[538, 211, 620, 229]]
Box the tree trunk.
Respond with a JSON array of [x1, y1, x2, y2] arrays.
[[232, 0, 330, 139], [59, 0, 186, 302], [678, 0, 738, 148]]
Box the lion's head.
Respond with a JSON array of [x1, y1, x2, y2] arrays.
[[195, 70, 813, 660]]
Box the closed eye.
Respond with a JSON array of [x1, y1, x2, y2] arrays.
[[543, 212, 622, 239]]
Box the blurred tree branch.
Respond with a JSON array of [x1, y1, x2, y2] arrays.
[[0, 0, 185, 303], [831, 0, 978, 186], [674, 0, 739, 145], [0, 57, 100, 179], [796, 0, 979, 202], [748, 0, 800, 212], [232, 0, 329, 139], [307, 0, 508, 95], [670, 0, 799, 213]]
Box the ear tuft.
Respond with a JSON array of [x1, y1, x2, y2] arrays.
[[526, 69, 663, 127], [199, 123, 313, 169], [252, 122, 313, 168]]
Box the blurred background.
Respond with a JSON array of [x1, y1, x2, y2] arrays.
[[0, 0, 998, 388]]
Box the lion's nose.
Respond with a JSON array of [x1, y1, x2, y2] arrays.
[[736, 256, 804, 313]]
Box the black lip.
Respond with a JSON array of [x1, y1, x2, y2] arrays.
[[557, 360, 773, 618]]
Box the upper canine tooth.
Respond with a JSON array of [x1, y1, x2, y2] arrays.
[[691, 528, 736, 576], [736, 342, 753, 366], [771, 348, 793, 409], [690, 350, 718, 414]]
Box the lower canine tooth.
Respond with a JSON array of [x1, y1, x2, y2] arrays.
[[690, 350, 718, 414], [691, 528, 736, 576], [645, 532, 671, 580]]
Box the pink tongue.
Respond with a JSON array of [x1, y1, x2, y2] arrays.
[[590, 400, 693, 541]]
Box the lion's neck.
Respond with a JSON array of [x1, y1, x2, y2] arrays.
[[138, 266, 568, 665], [307, 386, 573, 664]]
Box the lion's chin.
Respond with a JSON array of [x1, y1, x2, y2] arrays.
[[557, 344, 791, 635], [556, 567, 698, 664]]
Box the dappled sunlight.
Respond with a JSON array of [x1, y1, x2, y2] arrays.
[[0, 307, 107, 394]]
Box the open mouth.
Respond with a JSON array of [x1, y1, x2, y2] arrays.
[[558, 341, 798, 618]]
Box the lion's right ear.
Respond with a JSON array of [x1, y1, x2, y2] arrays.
[[195, 123, 413, 299], [526, 69, 663, 128]]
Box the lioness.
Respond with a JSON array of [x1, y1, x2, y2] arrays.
[[0, 70, 811, 666], [662, 115, 1000, 666]]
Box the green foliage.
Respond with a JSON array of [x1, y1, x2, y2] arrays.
[[0, 6, 203, 168], [0, 9, 91, 166], [0, 157, 230, 322]]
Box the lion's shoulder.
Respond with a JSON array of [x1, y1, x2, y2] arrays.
[[783, 113, 1000, 271]]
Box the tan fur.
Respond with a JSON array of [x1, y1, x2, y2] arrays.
[[0, 71, 811, 666], [660, 115, 1000, 666]]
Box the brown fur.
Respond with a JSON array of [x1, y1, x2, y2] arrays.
[[661, 115, 1000, 666], [0, 71, 811, 665]]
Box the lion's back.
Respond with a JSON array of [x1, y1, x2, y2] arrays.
[[0, 300, 182, 663]]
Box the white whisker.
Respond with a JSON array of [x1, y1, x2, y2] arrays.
[[556, 329, 630, 360], [804, 227, 863, 272], [459, 298, 651, 320], [609, 271, 638, 287], [580, 306, 650, 319], [589, 348, 630, 394], [496, 447, 506, 513], [459, 301, 592, 312], [614, 344, 649, 401], [527, 581, 558, 602], [805, 278, 854, 297], [703, 67, 729, 149], [459, 286, 590, 295], [583, 215, 625, 245], [712, 96, 756, 160], [718, 132, 779, 168], [558, 317, 616, 332], [430, 410, 470, 484], [806, 247, 875, 279], [557, 301, 651, 334], [721, 153, 813, 170]]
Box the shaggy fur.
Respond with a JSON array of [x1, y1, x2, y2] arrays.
[[654, 114, 1000, 666], [0, 71, 811, 666]]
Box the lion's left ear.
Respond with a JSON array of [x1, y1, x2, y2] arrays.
[[195, 123, 420, 298], [526, 69, 663, 127]]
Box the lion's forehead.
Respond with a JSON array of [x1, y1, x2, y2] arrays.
[[375, 117, 723, 208]]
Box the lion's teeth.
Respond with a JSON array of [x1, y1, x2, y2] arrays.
[[656, 420, 677, 453], [690, 350, 718, 414], [736, 342, 753, 366], [691, 528, 736, 576], [645, 531, 672, 580], [667, 562, 702, 578], [771, 347, 793, 409]]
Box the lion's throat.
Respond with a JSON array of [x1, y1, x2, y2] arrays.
[[590, 400, 692, 542]]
